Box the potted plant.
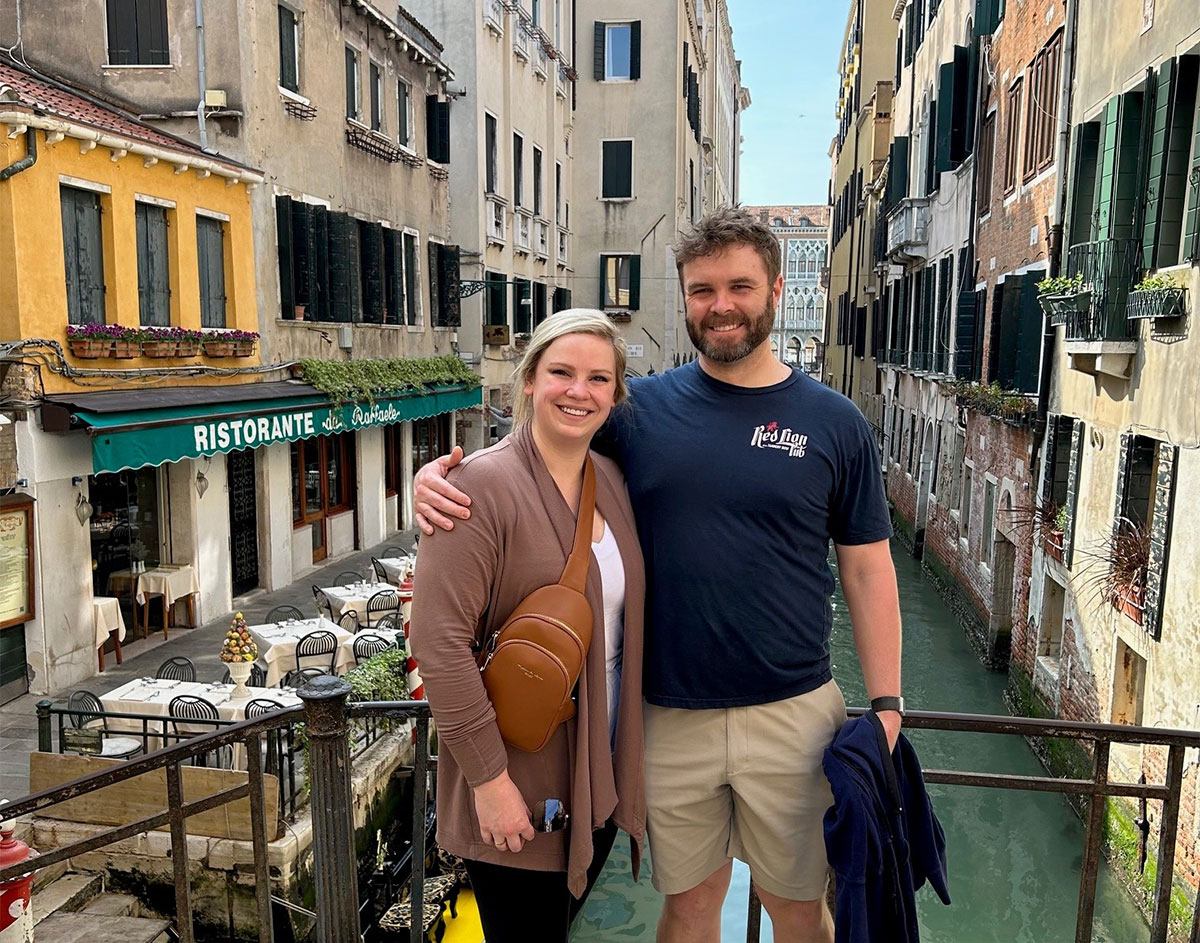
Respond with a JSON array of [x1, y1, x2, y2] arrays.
[[1126, 272, 1187, 320], [140, 327, 178, 357], [201, 330, 238, 358], [229, 329, 260, 357], [1036, 274, 1088, 320], [111, 326, 141, 359], [174, 328, 203, 357], [66, 323, 121, 358]]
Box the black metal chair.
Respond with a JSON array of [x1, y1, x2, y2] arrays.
[[168, 694, 230, 767], [312, 584, 333, 619], [353, 633, 392, 665], [335, 570, 363, 586], [382, 545, 408, 557], [364, 589, 401, 628], [338, 610, 359, 632], [371, 557, 388, 582], [283, 666, 328, 689], [65, 690, 141, 759], [371, 613, 399, 633], [266, 605, 304, 623], [244, 698, 284, 719], [295, 630, 339, 673], [156, 655, 196, 682], [221, 663, 266, 687]]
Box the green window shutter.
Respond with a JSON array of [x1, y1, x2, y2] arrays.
[[135, 202, 169, 327], [403, 232, 418, 325], [1179, 58, 1200, 261], [1094, 97, 1122, 240], [361, 222, 384, 323], [1066, 122, 1100, 248], [936, 60, 955, 173], [1158, 55, 1198, 267], [106, 0, 137, 64], [629, 21, 641, 81], [513, 279, 531, 333], [599, 255, 609, 307], [1111, 90, 1147, 241], [1141, 59, 1175, 269], [1012, 271, 1042, 393], [327, 212, 352, 323], [994, 274, 1023, 388], [925, 98, 939, 193], [383, 228, 400, 324], [950, 45, 972, 163], [275, 195, 294, 319], [439, 244, 461, 327], [428, 240, 441, 327], [628, 255, 641, 310], [1142, 442, 1178, 640], [1040, 414, 1059, 506], [1064, 419, 1085, 568], [889, 137, 910, 207], [134, 0, 169, 65], [953, 288, 979, 379], [347, 220, 362, 321], [290, 200, 314, 310], [1111, 432, 1132, 549], [594, 22, 606, 81], [311, 205, 329, 321], [197, 216, 226, 328], [278, 6, 298, 92], [345, 47, 358, 119], [904, 5, 914, 65]]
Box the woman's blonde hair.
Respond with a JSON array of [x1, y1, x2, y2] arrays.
[[510, 309, 629, 427]]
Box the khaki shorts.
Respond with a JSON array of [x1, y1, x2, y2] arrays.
[[644, 679, 847, 901]]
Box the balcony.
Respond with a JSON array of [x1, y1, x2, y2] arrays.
[[534, 218, 550, 258], [534, 41, 550, 79], [513, 23, 531, 60], [485, 193, 507, 244], [557, 228, 569, 266], [514, 209, 532, 252], [556, 62, 569, 98], [885, 197, 930, 263], [483, 0, 504, 35], [1060, 238, 1140, 379]]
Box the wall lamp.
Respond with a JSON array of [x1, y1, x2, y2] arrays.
[[72, 476, 92, 525], [195, 457, 211, 498]]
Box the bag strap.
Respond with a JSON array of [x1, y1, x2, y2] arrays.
[[559, 457, 596, 593]]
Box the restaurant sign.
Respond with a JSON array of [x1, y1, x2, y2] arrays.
[[85, 385, 482, 475]]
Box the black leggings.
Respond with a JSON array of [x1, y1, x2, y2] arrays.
[[463, 822, 618, 943]]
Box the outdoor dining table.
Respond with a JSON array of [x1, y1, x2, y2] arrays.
[[248, 617, 354, 686], [376, 556, 414, 584], [107, 564, 200, 638], [320, 581, 403, 625], [93, 595, 126, 672], [100, 678, 301, 767]]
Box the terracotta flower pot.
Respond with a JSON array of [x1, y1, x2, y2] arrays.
[[68, 339, 110, 359], [141, 340, 176, 358], [111, 339, 138, 359], [175, 339, 200, 357], [202, 341, 237, 358], [233, 340, 256, 357]]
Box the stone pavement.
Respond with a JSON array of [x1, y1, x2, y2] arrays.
[[0, 531, 419, 804]]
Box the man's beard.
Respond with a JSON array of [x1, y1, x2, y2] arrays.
[[685, 298, 775, 363]]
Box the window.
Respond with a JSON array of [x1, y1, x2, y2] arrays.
[[601, 139, 634, 199], [1002, 79, 1023, 192], [369, 61, 383, 132], [977, 111, 996, 214], [384, 423, 404, 499], [689, 158, 697, 222], [278, 5, 299, 92], [596, 22, 641, 81], [531, 0, 541, 28], [513, 278, 532, 333], [533, 282, 548, 326], [60, 185, 106, 326], [1038, 575, 1065, 662], [403, 232, 419, 326], [397, 80, 411, 147], [345, 46, 360, 120], [513, 132, 524, 207], [412, 415, 451, 482], [555, 161, 563, 224], [961, 465, 974, 539], [600, 254, 640, 309], [135, 201, 170, 327], [533, 146, 544, 217], [982, 478, 997, 567], [428, 241, 460, 328], [552, 286, 573, 312], [197, 215, 227, 328], [485, 270, 507, 326], [426, 96, 450, 164], [291, 433, 357, 560], [1111, 639, 1147, 725], [106, 0, 168, 65], [1144, 55, 1200, 269], [1024, 32, 1061, 178], [485, 114, 498, 193]]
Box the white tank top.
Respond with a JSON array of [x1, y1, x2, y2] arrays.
[[591, 521, 625, 742]]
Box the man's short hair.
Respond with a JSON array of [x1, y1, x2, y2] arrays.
[[674, 206, 782, 285]]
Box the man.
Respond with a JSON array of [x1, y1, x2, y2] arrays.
[[415, 207, 902, 943]]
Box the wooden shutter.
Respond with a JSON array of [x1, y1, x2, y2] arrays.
[[275, 195, 294, 320], [61, 186, 105, 326], [1064, 420, 1085, 568], [1067, 122, 1101, 247], [1012, 272, 1042, 393], [426, 97, 451, 164], [950, 45, 972, 164], [136, 202, 170, 327], [936, 61, 955, 173], [926, 98, 939, 193], [197, 216, 226, 328], [290, 201, 314, 310], [628, 255, 641, 310], [1142, 442, 1178, 640], [629, 21, 641, 80], [994, 274, 1023, 388], [345, 47, 358, 119], [327, 212, 352, 323], [954, 289, 978, 379], [903, 5, 914, 65], [594, 22, 606, 81], [513, 279, 531, 333], [134, 0, 168, 64], [1111, 432, 1133, 551], [439, 244, 461, 327], [1141, 60, 1175, 269], [1177, 57, 1200, 261], [383, 229, 400, 324], [361, 222, 384, 324], [1040, 414, 1059, 506], [598, 255, 609, 307], [1158, 56, 1198, 267], [106, 0, 137, 64], [403, 232, 418, 325], [428, 241, 441, 327], [311, 204, 329, 321], [682, 43, 689, 97], [278, 6, 298, 92], [602, 141, 632, 198], [1094, 97, 1122, 240]]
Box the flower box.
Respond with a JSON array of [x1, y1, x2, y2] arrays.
[[1049, 290, 1092, 319], [1043, 530, 1065, 563], [111, 339, 139, 359], [233, 340, 256, 357], [141, 339, 177, 358], [1125, 287, 1186, 321], [174, 338, 201, 357], [68, 338, 111, 359], [202, 340, 237, 358], [1112, 583, 1145, 625]]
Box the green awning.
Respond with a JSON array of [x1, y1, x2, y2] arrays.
[[75, 384, 481, 475]]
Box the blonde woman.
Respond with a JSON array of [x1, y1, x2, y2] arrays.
[[409, 310, 645, 942]]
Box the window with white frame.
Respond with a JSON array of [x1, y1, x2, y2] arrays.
[[513, 132, 525, 207], [982, 478, 997, 567], [369, 61, 383, 132], [345, 46, 360, 120], [278, 5, 299, 92], [601, 139, 633, 199], [397, 80, 412, 148], [485, 113, 498, 194], [602, 23, 639, 81]]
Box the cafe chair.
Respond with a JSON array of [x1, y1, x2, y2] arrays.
[[338, 611, 359, 632], [353, 634, 392, 665], [283, 666, 328, 689], [222, 664, 266, 687], [266, 605, 304, 623], [312, 585, 333, 620], [368, 613, 398, 634], [365, 589, 401, 628], [156, 655, 197, 683], [65, 690, 142, 760], [335, 570, 363, 586], [167, 694, 230, 767], [244, 698, 284, 720], [371, 557, 389, 582], [295, 630, 339, 673], [382, 545, 408, 557]]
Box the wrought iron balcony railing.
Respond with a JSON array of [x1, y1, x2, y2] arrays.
[[1063, 238, 1142, 342]]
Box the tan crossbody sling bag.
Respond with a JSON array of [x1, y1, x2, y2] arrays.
[[479, 457, 596, 753]]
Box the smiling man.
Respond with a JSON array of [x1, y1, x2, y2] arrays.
[[415, 207, 902, 943]]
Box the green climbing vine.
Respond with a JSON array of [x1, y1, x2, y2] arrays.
[[297, 355, 481, 403]]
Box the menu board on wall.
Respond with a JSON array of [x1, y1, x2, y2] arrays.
[[0, 498, 34, 629]]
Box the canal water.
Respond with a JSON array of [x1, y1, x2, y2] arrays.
[[571, 540, 1149, 942]]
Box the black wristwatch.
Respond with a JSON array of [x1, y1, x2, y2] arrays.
[[870, 696, 906, 716]]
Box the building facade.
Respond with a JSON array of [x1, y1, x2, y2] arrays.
[[747, 205, 829, 373], [571, 0, 747, 377], [0, 0, 482, 700], [407, 0, 577, 450]]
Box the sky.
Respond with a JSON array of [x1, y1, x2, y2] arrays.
[[728, 0, 849, 206]]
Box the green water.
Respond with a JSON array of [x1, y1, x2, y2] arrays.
[[573, 541, 1149, 941]]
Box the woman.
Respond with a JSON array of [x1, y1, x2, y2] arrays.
[[409, 310, 646, 942]]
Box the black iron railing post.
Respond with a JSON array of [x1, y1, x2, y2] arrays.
[[1074, 739, 1108, 943], [36, 700, 52, 752], [1150, 745, 1186, 943], [300, 676, 361, 943], [410, 714, 430, 943]]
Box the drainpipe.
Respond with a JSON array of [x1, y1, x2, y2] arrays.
[[842, 0, 865, 399], [0, 126, 36, 181], [1035, 0, 1079, 445], [194, 0, 209, 151]]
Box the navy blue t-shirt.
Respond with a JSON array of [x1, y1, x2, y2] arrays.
[[598, 362, 892, 709]]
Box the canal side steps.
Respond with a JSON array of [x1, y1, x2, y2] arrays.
[[30, 869, 171, 943]]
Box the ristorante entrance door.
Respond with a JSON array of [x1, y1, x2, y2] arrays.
[[227, 449, 259, 596]]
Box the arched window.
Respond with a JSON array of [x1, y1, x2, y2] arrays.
[[787, 337, 803, 364], [785, 286, 803, 325], [786, 240, 803, 279]]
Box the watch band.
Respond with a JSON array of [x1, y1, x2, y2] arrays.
[[870, 696, 905, 716]]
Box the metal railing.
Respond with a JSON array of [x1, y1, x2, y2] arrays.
[[486, 194, 507, 243], [886, 197, 930, 262], [483, 0, 505, 35], [1064, 238, 1141, 341], [514, 210, 532, 251]]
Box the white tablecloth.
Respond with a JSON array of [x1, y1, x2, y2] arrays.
[[248, 618, 354, 686], [100, 678, 301, 765], [92, 596, 126, 648], [376, 556, 414, 584], [320, 582, 402, 624], [133, 565, 200, 607]]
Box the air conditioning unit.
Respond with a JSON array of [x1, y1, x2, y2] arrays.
[[483, 324, 510, 346]]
